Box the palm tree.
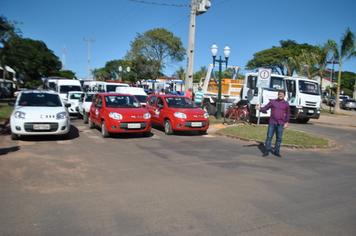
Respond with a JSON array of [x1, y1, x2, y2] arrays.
[[329, 28, 356, 113]]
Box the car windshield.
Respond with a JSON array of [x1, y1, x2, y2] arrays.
[[105, 95, 140, 108], [69, 93, 82, 100], [165, 97, 196, 108], [18, 93, 62, 107], [59, 85, 82, 93], [85, 94, 94, 102], [135, 95, 148, 103], [299, 81, 320, 95]]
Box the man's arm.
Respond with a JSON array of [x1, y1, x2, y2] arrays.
[[284, 102, 290, 127], [257, 101, 272, 113]]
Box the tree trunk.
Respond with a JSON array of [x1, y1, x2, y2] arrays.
[[334, 62, 342, 113]]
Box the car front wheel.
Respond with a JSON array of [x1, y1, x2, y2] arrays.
[[88, 117, 95, 129], [83, 112, 88, 124], [11, 133, 19, 140], [101, 121, 110, 138], [164, 120, 173, 135]]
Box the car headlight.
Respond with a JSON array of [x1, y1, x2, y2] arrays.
[[204, 112, 209, 119], [56, 112, 68, 120], [143, 112, 151, 119], [109, 112, 123, 120], [14, 111, 26, 119], [174, 112, 187, 119]]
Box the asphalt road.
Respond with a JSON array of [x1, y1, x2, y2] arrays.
[[0, 118, 356, 236]]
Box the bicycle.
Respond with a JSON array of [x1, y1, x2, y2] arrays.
[[223, 100, 250, 125]]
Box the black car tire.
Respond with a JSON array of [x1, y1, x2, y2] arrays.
[[164, 120, 173, 135]]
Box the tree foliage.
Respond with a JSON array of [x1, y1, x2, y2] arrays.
[[246, 40, 318, 76], [0, 15, 20, 46], [2, 36, 62, 82], [51, 70, 77, 79], [127, 28, 185, 78], [328, 28, 356, 112]]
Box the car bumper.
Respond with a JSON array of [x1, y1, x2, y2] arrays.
[[290, 107, 320, 119], [171, 118, 209, 131], [10, 118, 70, 136], [106, 120, 151, 133]]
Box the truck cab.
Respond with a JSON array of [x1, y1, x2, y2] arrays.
[[242, 73, 288, 120], [285, 77, 321, 123]]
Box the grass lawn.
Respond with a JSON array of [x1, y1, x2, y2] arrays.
[[217, 124, 330, 148], [209, 116, 224, 124], [0, 102, 13, 123]]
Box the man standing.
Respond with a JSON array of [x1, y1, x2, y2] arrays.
[[194, 87, 204, 107], [256, 90, 290, 157]]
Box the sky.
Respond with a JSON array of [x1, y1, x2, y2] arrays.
[[1, 0, 356, 79]]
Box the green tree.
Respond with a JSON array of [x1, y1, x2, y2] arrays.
[[0, 15, 20, 46], [92, 68, 111, 81], [2, 37, 61, 84], [174, 67, 186, 81], [193, 66, 207, 83], [51, 69, 77, 79], [329, 28, 356, 112], [127, 28, 185, 78], [246, 40, 317, 76]]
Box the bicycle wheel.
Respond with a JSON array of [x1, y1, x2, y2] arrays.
[[224, 109, 237, 125]]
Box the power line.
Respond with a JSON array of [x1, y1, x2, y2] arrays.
[[129, 0, 189, 7]]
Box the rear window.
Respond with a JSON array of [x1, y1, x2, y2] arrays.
[[18, 93, 62, 107]]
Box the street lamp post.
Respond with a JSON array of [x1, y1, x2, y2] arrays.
[[118, 66, 130, 81], [210, 44, 230, 119]]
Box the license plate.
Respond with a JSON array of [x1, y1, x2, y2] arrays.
[[191, 122, 203, 127], [33, 124, 50, 130], [308, 109, 314, 113], [127, 123, 141, 129]]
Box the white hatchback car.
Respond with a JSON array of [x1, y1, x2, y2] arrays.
[[10, 90, 71, 140], [78, 92, 95, 123], [65, 91, 84, 115]]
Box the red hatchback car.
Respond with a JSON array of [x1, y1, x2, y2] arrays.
[[89, 93, 151, 137], [146, 94, 209, 135]]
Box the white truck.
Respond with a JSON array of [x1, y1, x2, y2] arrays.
[[285, 76, 321, 123], [241, 72, 288, 121], [56, 79, 82, 100]]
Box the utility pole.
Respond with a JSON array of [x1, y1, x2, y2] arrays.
[[84, 38, 95, 80], [61, 45, 67, 70], [185, 0, 211, 90]]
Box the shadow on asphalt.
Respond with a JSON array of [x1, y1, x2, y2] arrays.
[[0, 146, 20, 155], [243, 142, 266, 155], [14, 125, 80, 142], [151, 124, 206, 136]]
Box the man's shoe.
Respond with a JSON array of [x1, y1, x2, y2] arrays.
[[274, 152, 282, 158], [262, 152, 269, 157]]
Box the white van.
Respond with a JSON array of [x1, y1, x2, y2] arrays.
[[105, 82, 129, 92], [115, 87, 148, 106], [57, 79, 82, 100]]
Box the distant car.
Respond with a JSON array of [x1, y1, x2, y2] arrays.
[[146, 94, 209, 135], [78, 92, 96, 123], [65, 91, 84, 115], [328, 95, 350, 107], [340, 99, 356, 110], [10, 90, 71, 140], [88, 93, 151, 137]]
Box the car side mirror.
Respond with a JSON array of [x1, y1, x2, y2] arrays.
[[65, 103, 71, 108], [8, 101, 15, 107]]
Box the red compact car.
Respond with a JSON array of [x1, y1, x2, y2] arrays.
[[89, 93, 151, 137], [146, 94, 209, 135]]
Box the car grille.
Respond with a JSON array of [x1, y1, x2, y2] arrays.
[[24, 122, 59, 132], [119, 122, 147, 130], [305, 101, 317, 107]]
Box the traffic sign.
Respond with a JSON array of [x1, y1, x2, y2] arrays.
[[257, 68, 272, 88]]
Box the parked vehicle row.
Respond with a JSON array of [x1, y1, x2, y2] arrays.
[[9, 89, 210, 140]]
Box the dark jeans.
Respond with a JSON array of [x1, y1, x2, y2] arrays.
[[264, 124, 284, 155]]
